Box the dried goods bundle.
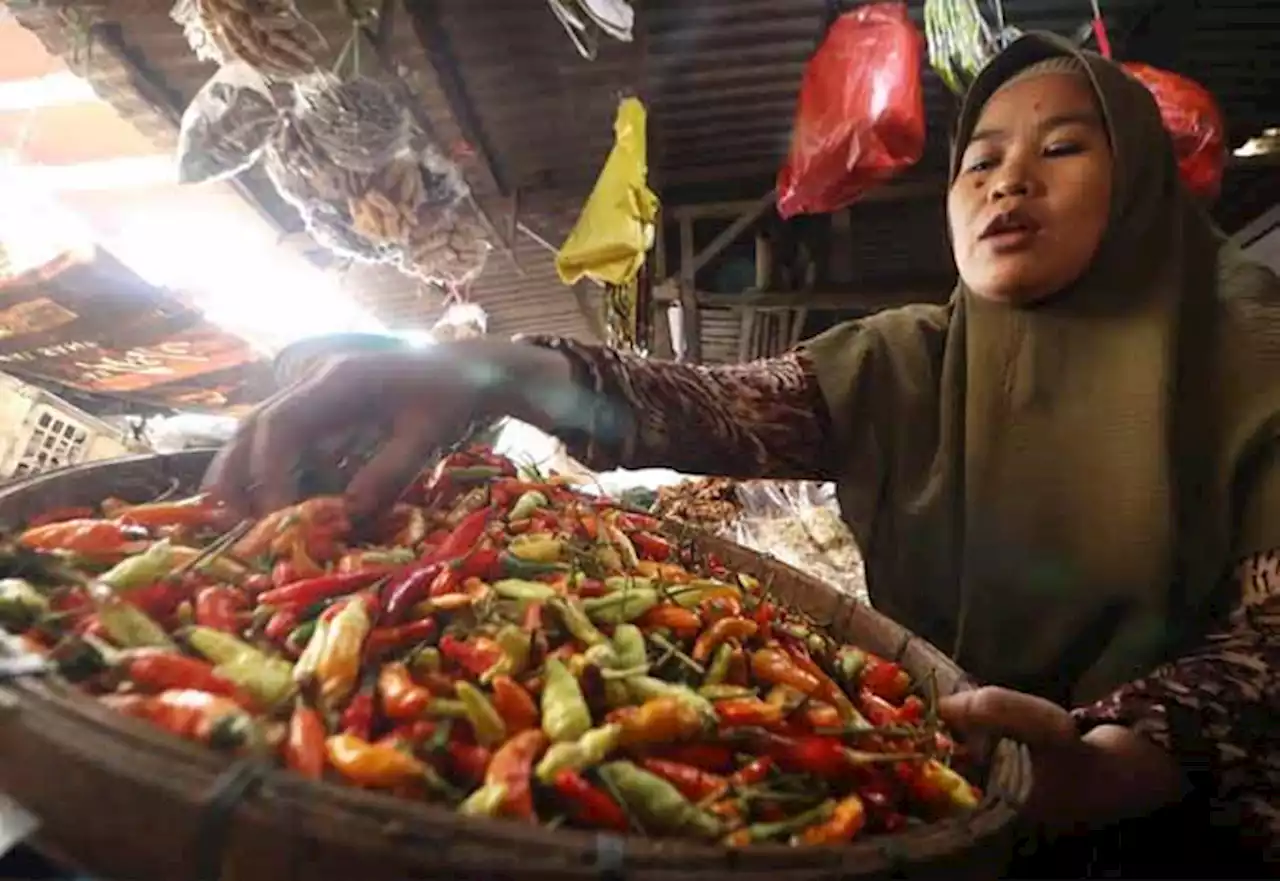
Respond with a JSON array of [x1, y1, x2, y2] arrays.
[[401, 203, 492, 287], [3, 447, 988, 849], [177, 62, 282, 184], [172, 0, 326, 80]]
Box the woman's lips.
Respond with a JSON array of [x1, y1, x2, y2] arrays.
[[979, 211, 1041, 253]]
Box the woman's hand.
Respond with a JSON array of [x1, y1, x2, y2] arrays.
[[203, 341, 573, 517], [940, 686, 1185, 835]]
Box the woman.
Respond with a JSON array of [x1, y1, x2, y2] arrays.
[[208, 35, 1278, 873]]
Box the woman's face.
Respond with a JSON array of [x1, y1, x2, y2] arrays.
[[948, 72, 1114, 304]]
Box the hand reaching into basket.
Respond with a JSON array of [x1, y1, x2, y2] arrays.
[[203, 341, 576, 517], [940, 686, 1185, 836]]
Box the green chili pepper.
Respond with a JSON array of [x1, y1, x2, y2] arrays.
[[626, 676, 715, 722], [833, 646, 867, 686], [0, 578, 49, 631], [492, 579, 559, 603], [534, 723, 623, 782], [549, 597, 609, 647], [97, 541, 176, 593], [611, 624, 647, 669], [97, 598, 177, 650], [508, 490, 548, 521], [285, 620, 317, 654], [597, 761, 723, 839], [499, 554, 569, 580], [704, 643, 734, 686], [481, 624, 532, 683], [448, 465, 506, 483], [455, 681, 508, 748], [184, 626, 295, 709], [541, 657, 592, 743], [410, 646, 442, 675], [425, 698, 469, 719], [602, 576, 654, 594], [582, 588, 660, 625]]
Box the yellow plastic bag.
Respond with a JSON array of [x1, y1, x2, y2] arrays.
[[556, 98, 658, 287]]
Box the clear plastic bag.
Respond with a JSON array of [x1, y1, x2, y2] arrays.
[[176, 62, 281, 184], [171, 0, 326, 80], [1122, 63, 1227, 201], [430, 301, 488, 342], [728, 481, 868, 602], [293, 73, 413, 173], [776, 4, 926, 219]]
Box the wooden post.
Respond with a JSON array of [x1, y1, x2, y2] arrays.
[[678, 216, 702, 362]]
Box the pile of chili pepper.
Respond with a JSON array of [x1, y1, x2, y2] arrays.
[[0, 446, 981, 847]]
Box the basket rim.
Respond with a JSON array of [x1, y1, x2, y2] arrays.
[[0, 450, 1034, 874]]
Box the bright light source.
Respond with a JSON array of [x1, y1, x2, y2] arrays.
[[395, 330, 436, 348], [0, 72, 97, 112], [5, 156, 176, 191], [1234, 127, 1280, 159]]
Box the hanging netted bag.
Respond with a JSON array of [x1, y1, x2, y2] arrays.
[[1122, 63, 1227, 201], [400, 199, 493, 288], [430, 301, 489, 342], [176, 62, 282, 184], [171, 0, 326, 81], [776, 3, 926, 219]]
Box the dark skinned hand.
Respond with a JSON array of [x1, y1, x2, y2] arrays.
[[939, 686, 1185, 836]]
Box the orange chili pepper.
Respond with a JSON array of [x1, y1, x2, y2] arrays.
[[784, 649, 862, 722], [611, 697, 706, 747], [797, 794, 866, 845], [325, 734, 443, 791], [284, 702, 327, 780], [714, 698, 787, 729], [485, 729, 549, 820], [490, 675, 539, 733], [635, 604, 702, 637], [18, 519, 149, 561], [377, 662, 433, 722], [313, 595, 372, 712], [691, 616, 759, 663]]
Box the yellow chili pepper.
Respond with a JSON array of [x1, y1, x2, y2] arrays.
[[455, 681, 508, 748], [314, 596, 371, 712], [325, 734, 448, 792], [507, 534, 564, 563]]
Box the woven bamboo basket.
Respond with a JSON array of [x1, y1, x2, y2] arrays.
[[0, 451, 1032, 881]]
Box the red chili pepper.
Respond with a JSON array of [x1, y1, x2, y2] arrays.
[[194, 586, 249, 633], [433, 508, 492, 563], [439, 634, 503, 679], [728, 756, 774, 788], [486, 729, 548, 820], [639, 758, 728, 801], [654, 743, 736, 772], [630, 532, 673, 561], [427, 566, 461, 599], [340, 679, 376, 740], [285, 702, 327, 780], [521, 602, 544, 634], [860, 690, 904, 728], [553, 770, 630, 832], [242, 573, 273, 595], [264, 606, 303, 644], [861, 655, 912, 703], [120, 649, 254, 709], [258, 570, 385, 609], [125, 581, 191, 622], [26, 506, 97, 528], [759, 732, 858, 778], [381, 563, 443, 623], [363, 618, 439, 661], [446, 741, 492, 785], [715, 698, 786, 729], [692, 616, 758, 663], [457, 546, 501, 580]]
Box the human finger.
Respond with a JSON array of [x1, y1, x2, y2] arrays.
[[345, 410, 442, 519], [938, 686, 1078, 751]]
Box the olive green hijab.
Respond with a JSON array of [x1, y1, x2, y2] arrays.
[[805, 33, 1280, 705]]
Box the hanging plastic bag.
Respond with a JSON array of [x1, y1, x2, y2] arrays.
[[556, 97, 658, 287], [776, 4, 926, 219], [293, 73, 413, 173], [1122, 63, 1227, 201], [924, 0, 1002, 96], [171, 0, 326, 80], [430, 301, 489, 342], [177, 62, 281, 184]]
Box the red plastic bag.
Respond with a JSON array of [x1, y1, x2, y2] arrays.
[[1123, 63, 1227, 201], [776, 3, 925, 219]]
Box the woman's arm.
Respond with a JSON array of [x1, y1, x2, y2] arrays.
[[515, 336, 837, 480], [1072, 552, 1280, 856]]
